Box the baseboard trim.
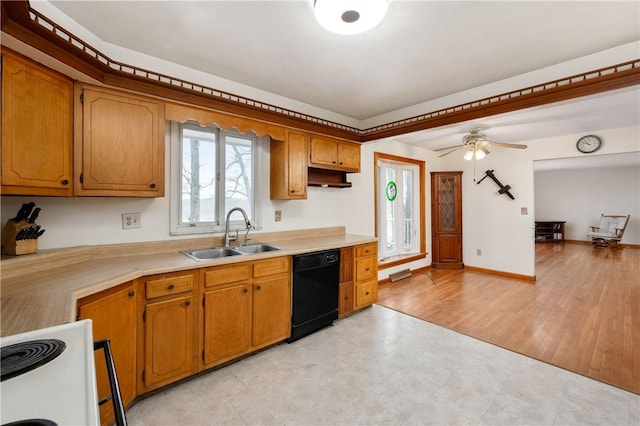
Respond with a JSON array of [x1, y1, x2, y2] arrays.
[[565, 239, 640, 249], [464, 265, 536, 281]]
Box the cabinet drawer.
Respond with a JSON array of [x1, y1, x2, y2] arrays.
[[355, 243, 377, 258], [253, 257, 290, 278], [146, 274, 193, 299], [355, 280, 377, 308], [204, 263, 252, 288], [355, 257, 376, 282]]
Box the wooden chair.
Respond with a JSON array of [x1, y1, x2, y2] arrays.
[[588, 214, 630, 248]]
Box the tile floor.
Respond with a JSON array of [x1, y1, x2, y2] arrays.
[[127, 305, 639, 425]]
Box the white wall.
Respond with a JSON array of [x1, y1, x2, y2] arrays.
[[437, 125, 640, 277], [535, 166, 640, 244]]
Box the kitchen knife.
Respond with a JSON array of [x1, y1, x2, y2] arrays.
[[15, 229, 27, 240], [27, 225, 41, 240], [36, 229, 46, 239], [28, 207, 41, 223], [12, 202, 35, 222]]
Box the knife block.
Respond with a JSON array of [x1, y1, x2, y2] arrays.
[[1, 220, 38, 256]]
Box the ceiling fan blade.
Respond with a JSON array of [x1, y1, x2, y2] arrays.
[[479, 146, 490, 155], [485, 141, 528, 149], [438, 145, 465, 157]]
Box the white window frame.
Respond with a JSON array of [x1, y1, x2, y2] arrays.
[[376, 158, 421, 261], [170, 121, 260, 235]]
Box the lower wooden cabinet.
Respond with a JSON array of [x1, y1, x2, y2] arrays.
[[354, 243, 379, 311], [203, 282, 252, 366], [138, 271, 198, 392], [77, 281, 137, 425], [339, 247, 354, 317], [201, 258, 291, 369]]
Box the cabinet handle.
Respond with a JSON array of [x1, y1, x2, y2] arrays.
[[339, 162, 343, 165], [61, 179, 69, 186], [150, 183, 156, 189], [242, 288, 248, 294], [185, 300, 191, 307], [256, 285, 262, 290], [365, 291, 370, 296], [168, 284, 175, 290], [128, 291, 135, 298], [290, 190, 294, 193], [365, 268, 370, 272], [332, 160, 336, 164]]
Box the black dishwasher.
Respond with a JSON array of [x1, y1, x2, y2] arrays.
[[289, 249, 340, 342]]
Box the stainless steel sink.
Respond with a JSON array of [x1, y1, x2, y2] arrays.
[[182, 247, 243, 261], [234, 243, 281, 254]]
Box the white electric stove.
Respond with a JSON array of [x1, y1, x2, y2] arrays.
[[0, 320, 100, 426]]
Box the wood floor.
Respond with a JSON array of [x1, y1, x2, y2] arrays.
[[377, 242, 640, 394]]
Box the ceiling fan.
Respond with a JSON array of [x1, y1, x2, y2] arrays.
[[438, 129, 527, 160]]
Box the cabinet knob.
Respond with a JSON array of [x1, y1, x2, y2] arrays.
[[185, 300, 191, 307], [365, 268, 370, 272], [168, 284, 175, 290], [339, 162, 343, 165], [256, 285, 262, 290], [242, 288, 248, 294], [61, 179, 69, 186], [150, 183, 156, 189], [365, 291, 370, 296], [128, 291, 135, 298], [332, 160, 336, 164], [290, 189, 294, 193]]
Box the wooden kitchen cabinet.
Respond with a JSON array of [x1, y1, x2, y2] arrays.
[[339, 246, 354, 317], [74, 84, 165, 197], [138, 271, 198, 392], [1, 49, 73, 196], [202, 257, 291, 368], [270, 130, 308, 199], [77, 281, 137, 425], [354, 243, 378, 310], [431, 171, 463, 268], [309, 136, 360, 172]]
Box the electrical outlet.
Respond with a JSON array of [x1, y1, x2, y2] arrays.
[[275, 210, 282, 222], [521, 207, 528, 215], [476, 248, 482, 256], [122, 213, 141, 229]]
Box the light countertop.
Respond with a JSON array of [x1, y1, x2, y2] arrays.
[[1, 229, 376, 337]]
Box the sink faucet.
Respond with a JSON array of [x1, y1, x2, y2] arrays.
[[224, 207, 252, 246]]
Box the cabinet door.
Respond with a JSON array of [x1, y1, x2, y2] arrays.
[[269, 131, 307, 200], [77, 283, 137, 424], [339, 281, 354, 317], [77, 86, 164, 197], [355, 280, 378, 309], [337, 142, 360, 172], [143, 295, 195, 388], [1, 49, 73, 196], [203, 283, 252, 366], [309, 136, 337, 167], [287, 131, 308, 197], [253, 274, 291, 347]]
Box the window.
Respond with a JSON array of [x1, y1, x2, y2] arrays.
[[171, 122, 258, 235], [375, 153, 425, 265]]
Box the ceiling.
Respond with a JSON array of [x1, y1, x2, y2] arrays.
[[34, 1, 640, 164]]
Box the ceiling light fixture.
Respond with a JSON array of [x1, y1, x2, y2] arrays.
[[314, 0, 388, 35], [462, 131, 489, 161]]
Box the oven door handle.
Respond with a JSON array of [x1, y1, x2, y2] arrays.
[[94, 339, 127, 426]]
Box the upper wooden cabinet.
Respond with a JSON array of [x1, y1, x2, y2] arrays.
[[309, 136, 360, 173], [270, 130, 308, 200], [1, 49, 73, 196], [74, 84, 165, 197]]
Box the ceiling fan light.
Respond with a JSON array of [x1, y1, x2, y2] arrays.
[[475, 149, 486, 160], [314, 0, 388, 35], [464, 150, 474, 161]]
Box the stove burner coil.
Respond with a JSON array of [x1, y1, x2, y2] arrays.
[[1, 339, 66, 382], [3, 419, 58, 426]]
